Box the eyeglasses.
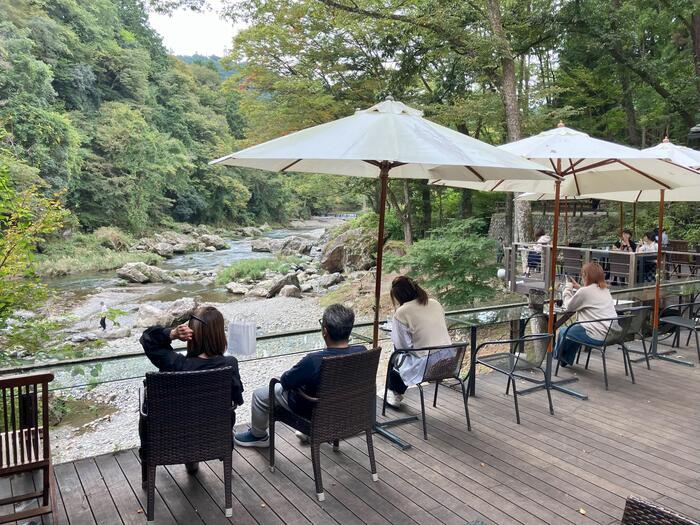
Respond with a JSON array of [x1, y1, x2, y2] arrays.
[[189, 314, 208, 326], [318, 318, 325, 328]]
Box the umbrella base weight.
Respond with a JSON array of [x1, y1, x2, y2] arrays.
[[373, 417, 417, 450], [518, 377, 589, 401]]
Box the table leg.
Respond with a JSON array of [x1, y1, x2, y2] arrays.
[[469, 326, 477, 396]]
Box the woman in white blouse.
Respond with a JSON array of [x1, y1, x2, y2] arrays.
[[386, 276, 451, 408]]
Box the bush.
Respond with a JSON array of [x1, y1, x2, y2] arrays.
[[93, 227, 133, 251], [384, 218, 498, 308], [216, 256, 302, 283]]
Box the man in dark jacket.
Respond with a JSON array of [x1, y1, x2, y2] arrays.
[[234, 304, 365, 447]]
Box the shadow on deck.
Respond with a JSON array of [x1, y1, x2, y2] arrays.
[[5, 341, 700, 525]]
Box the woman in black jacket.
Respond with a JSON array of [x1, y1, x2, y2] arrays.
[[139, 306, 244, 474]]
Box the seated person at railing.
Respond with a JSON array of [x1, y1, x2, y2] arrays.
[[234, 304, 366, 448], [555, 262, 618, 367], [613, 229, 636, 252], [385, 276, 451, 409], [636, 231, 658, 253], [140, 306, 245, 472], [524, 228, 551, 277]]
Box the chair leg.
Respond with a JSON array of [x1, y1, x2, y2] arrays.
[[417, 385, 428, 440], [365, 430, 378, 482], [140, 449, 147, 489], [686, 328, 692, 348], [554, 358, 560, 377], [545, 374, 554, 416], [382, 371, 390, 416], [332, 439, 340, 452], [42, 464, 50, 507], [269, 416, 276, 473], [505, 375, 512, 394], [623, 345, 635, 384], [641, 338, 651, 370], [223, 453, 233, 517], [575, 347, 582, 364], [510, 376, 521, 424], [694, 329, 700, 361], [601, 350, 609, 390], [146, 464, 156, 522], [622, 346, 629, 376], [433, 381, 440, 407], [458, 379, 471, 431], [585, 346, 592, 369], [310, 442, 325, 502]]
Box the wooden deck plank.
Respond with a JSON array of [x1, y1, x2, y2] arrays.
[[112, 450, 176, 524], [73, 458, 121, 525], [93, 453, 146, 525], [163, 463, 232, 525], [53, 463, 95, 525]]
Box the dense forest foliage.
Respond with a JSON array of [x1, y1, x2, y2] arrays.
[[0, 0, 361, 237]]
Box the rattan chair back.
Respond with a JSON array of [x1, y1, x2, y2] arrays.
[[621, 495, 699, 525], [144, 367, 233, 465], [420, 343, 468, 383], [310, 348, 381, 443]]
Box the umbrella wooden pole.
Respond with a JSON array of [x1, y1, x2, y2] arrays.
[[651, 190, 664, 357], [632, 202, 637, 238], [546, 178, 562, 351], [373, 165, 390, 347], [564, 198, 569, 244], [619, 202, 624, 237]]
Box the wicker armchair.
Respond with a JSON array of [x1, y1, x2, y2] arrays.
[[621, 495, 699, 524], [659, 301, 700, 361], [140, 368, 234, 522], [269, 348, 381, 502], [0, 373, 56, 525], [382, 343, 470, 440]]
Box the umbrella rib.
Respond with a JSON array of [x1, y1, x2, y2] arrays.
[[635, 190, 642, 203], [280, 159, 302, 172], [539, 170, 559, 179], [489, 180, 504, 192], [661, 159, 700, 175], [615, 160, 671, 189], [565, 158, 616, 175], [465, 166, 485, 182], [568, 159, 581, 196]]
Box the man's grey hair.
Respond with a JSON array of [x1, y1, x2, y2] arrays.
[[322, 304, 355, 342]]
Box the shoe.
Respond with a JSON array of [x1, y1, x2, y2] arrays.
[[185, 462, 199, 474], [294, 430, 309, 444], [386, 390, 404, 409], [234, 429, 270, 448]]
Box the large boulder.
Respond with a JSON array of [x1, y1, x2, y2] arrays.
[[225, 282, 250, 295], [116, 262, 175, 284], [199, 234, 228, 250], [251, 239, 274, 253], [136, 298, 198, 327], [320, 227, 376, 273], [153, 242, 174, 258], [241, 226, 263, 237], [246, 283, 273, 298], [279, 284, 302, 298], [279, 236, 313, 256], [165, 297, 198, 325], [267, 273, 301, 298], [102, 327, 131, 340], [318, 272, 344, 288], [135, 304, 167, 327]]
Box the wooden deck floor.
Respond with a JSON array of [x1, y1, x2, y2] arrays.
[[5, 341, 700, 525]]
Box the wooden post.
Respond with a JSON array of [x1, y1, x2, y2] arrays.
[[651, 189, 665, 356], [373, 164, 390, 347], [619, 202, 624, 237], [564, 197, 569, 245], [632, 202, 637, 238]]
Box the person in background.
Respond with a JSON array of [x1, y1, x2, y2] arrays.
[[139, 306, 244, 473], [613, 229, 636, 252], [636, 231, 658, 253], [496, 236, 505, 264], [234, 304, 365, 447], [99, 301, 107, 331], [555, 262, 618, 367], [653, 227, 669, 249], [524, 228, 551, 277], [385, 276, 451, 409]]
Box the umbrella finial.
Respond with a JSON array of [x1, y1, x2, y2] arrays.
[[663, 136, 670, 143], [385, 95, 395, 102], [557, 120, 565, 128]]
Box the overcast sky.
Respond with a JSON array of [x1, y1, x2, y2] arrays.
[[148, 2, 244, 56]]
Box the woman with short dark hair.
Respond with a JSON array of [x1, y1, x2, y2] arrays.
[[386, 276, 451, 409], [139, 306, 244, 473]]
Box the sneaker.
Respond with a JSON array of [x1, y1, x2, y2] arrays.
[[294, 430, 309, 444], [234, 429, 270, 448], [386, 390, 404, 409]]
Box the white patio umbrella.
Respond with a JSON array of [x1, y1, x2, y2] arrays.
[[211, 98, 555, 346], [432, 123, 700, 387]]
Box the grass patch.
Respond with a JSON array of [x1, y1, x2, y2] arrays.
[[48, 395, 117, 431], [216, 256, 302, 283], [36, 231, 162, 276]]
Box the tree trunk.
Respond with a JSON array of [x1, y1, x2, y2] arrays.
[[691, 12, 700, 97], [485, 0, 531, 244], [401, 179, 413, 245], [612, 0, 640, 146], [420, 181, 432, 235], [460, 189, 472, 218]]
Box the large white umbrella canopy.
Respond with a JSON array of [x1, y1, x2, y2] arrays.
[[210, 99, 553, 181], [429, 124, 700, 195], [643, 137, 700, 169], [210, 98, 554, 347]]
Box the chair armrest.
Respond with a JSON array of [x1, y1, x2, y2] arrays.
[[269, 377, 319, 406], [139, 388, 147, 418], [296, 390, 319, 403]]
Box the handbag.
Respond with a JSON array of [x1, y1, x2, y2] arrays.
[[227, 321, 257, 357]]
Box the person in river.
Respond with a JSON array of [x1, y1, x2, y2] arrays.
[[385, 276, 452, 409], [99, 302, 107, 331], [234, 304, 365, 447], [139, 306, 244, 474]]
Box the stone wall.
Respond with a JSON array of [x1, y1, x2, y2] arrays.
[[488, 212, 617, 243]]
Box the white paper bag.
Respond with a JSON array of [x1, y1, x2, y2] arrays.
[[227, 321, 257, 357]]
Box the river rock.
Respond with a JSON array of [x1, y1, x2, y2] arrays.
[[279, 236, 313, 256], [70, 332, 98, 343], [116, 262, 175, 284], [241, 226, 263, 237], [153, 242, 174, 258], [246, 283, 273, 298], [135, 305, 167, 327], [102, 327, 131, 340], [318, 272, 344, 288], [204, 245, 217, 252], [225, 282, 250, 295], [321, 227, 375, 273], [279, 284, 302, 298], [267, 273, 301, 298], [300, 282, 314, 293], [165, 297, 198, 324], [199, 234, 228, 250]]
